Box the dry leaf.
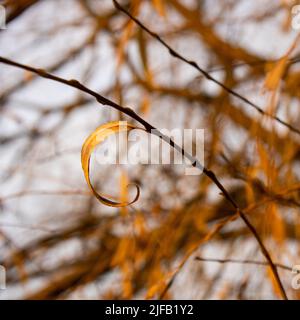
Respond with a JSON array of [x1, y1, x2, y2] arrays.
[[264, 57, 288, 92], [116, 20, 135, 69], [152, 0, 166, 17], [267, 203, 285, 244], [264, 33, 300, 92], [137, 28, 154, 86], [140, 95, 151, 114], [81, 121, 141, 207], [267, 266, 283, 299], [116, 0, 142, 68]]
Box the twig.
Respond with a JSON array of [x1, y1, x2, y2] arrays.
[[195, 257, 292, 271], [113, 0, 300, 137], [0, 55, 288, 299]]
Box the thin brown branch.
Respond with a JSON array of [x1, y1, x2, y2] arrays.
[[195, 256, 292, 272]]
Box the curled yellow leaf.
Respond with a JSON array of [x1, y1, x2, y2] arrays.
[[81, 121, 141, 207]]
